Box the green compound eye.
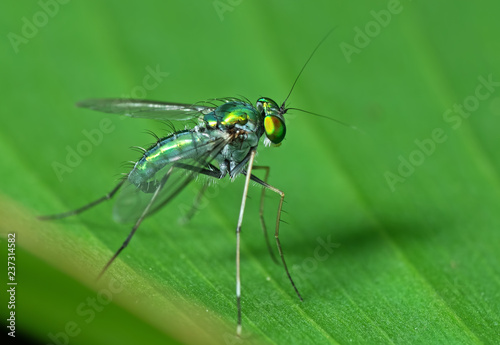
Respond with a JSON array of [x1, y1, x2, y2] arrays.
[[264, 115, 286, 144]]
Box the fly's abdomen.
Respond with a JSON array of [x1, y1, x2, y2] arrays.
[[128, 129, 219, 189]]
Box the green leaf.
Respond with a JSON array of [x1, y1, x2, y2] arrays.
[[1, 1, 499, 344]]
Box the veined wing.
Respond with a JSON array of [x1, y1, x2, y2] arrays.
[[76, 98, 215, 121], [112, 130, 230, 224]]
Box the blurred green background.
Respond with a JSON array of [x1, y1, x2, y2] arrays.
[[1, 0, 499, 344]]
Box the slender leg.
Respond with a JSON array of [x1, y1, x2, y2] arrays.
[[247, 174, 303, 302], [272, 187, 303, 302], [40, 162, 222, 280], [250, 166, 279, 264], [235, 149, 257, 336], [38, 179, 126, 220], [173, 162, 223, 223], [97, 167, 173, 279], [39, 162, 221, 221], [174, 162, 222, 179], [179, 182, 208, 224], [142, 163, 224, 220]]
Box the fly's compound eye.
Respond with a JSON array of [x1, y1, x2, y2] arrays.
[[256, 97, 286, 144], [264, 115, 286, 144]]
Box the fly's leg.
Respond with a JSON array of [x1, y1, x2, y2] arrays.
[[97, 166, 173, 279], [235, 149, 257, 336], [146, 162, 222, 224], [179, 182, 208, 224], [176, 160, 254, 335], [38, 179, 126, 220], [248, 173, 303, 302], [174, 162, 222, 179], [173, 162, 223, 223], [249, 165, 279, 264]]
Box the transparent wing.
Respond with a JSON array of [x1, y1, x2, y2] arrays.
[[76, 98, 215, 121], [112, 134, 229, 224]]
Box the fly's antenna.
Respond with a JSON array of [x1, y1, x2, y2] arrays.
[[281, 27, 337, 110], [281, 28, 362, 133], [286, 107, 363, 133]]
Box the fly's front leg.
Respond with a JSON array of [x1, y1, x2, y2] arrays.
[[235, 149, 257, 336]]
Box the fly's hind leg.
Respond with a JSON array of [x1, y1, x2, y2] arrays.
[[97, 166, 174, 279], [38, 179, 126, 220]]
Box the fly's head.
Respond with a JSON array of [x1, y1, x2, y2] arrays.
[[256, 97, 286, 147]]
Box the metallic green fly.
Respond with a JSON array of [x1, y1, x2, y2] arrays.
[[40, 30, 349, 335]]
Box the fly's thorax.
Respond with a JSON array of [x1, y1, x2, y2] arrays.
[[203, 101, 263, 137], [256, 97, 286, 145], [200, 101, 264, 177]]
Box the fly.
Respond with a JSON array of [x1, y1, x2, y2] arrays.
[[40, 29, 352, 335]]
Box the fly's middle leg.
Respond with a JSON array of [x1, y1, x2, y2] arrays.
[[249, 165, 279, 265]]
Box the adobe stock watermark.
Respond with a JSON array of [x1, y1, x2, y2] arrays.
[[340, 0, 412, 63], [283, 235, 340, 290], [119, 65, 169, 99], [46, 278, 123, 345], [177, 178, 231, 224], [7, 0, 71, 54], [384, 74, 500, 191], [252, 235, 340, 310], [213, 0, 243, 21], [51, 65, 169, 182]]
